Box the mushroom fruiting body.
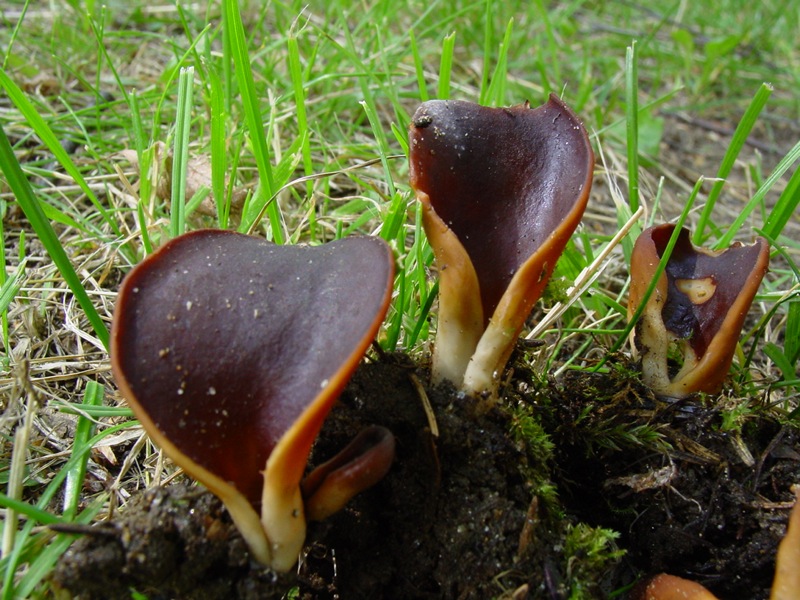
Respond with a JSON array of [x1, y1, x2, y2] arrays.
[[628, 224, 769, 398], [635, 573, 719, 600], [301, 424, 396, 521], [408, 94, 594, 400], [111, 230, 395, 571]]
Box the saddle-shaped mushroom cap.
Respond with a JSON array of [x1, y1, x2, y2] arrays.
[[111, 230, 394, 571], [629, 224, 769, 398], [409, 94, 593, 400]]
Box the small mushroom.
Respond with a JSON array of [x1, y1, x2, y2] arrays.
[[409, 94, 593, 400], [302, 424, 396, 521], [628, 224, 769, 398], [111, 230, 394, 571], [632, 573, 720, 600]]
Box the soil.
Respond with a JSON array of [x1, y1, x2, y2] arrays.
[[51, 351, 800, 600]]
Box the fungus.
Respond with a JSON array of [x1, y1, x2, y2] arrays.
[[111, 229, 395, 571], [628, 224, 769, 398], [634, 573, 719, 600], [302, 424, 395, 521], [408, 94, 593, 400]]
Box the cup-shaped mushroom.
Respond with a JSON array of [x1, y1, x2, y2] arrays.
[[409, 94, 594, 400], [628, 224, 769, 398], [111, 230, 394, 571]]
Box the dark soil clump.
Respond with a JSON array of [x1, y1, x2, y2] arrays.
[[52, 354, 799, 599], [52, 483, 294, 599], [547, 363, 800, 599], [301, 354, 536, 599]]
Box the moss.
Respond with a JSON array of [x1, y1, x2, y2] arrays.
[[563, 523, 626, 599]]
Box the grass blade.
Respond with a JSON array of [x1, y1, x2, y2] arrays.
[[360, 99, 397, 199], [785, 298, 800, 366], [478, 0, 492, 104], [410, 29, 429, 101], [482, 18, 514, 107], [0, 259, 24, 360], [437, 32, 456, 100], [534, 0, 560, 94], [170, 66, 195, 239], [287, 33, 315, 235], [0, 495, 64, 526], [693, 83, 773, 244], [224, 0, 281, 241], [208, 63, 230, 229], [762, 162, 800, 242], [625, 42, 640, 212], [0, 68, 119, 237], [62, 382, 104, 519], [0, 261, 24, 319], [0, 125, 109, 350], [715, 138, 800, 249], [1, 0, 30, 69]]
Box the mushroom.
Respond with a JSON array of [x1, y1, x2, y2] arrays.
[[631, 488, 800, 600], [302, 424, 396, 521], [408, 94, 593, 400], [628, 224, 769, 398], [111, 229, 395, 571], [633, 573, 719, 600]]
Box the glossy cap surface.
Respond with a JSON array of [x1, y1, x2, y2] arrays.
[[111, 230, 394, 567]]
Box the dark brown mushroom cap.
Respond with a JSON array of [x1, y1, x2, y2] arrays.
[[111, 230, 394, 511], [650, 225, 769, 358], [629, 224, 769, 397], [409, 94, 594, 322]]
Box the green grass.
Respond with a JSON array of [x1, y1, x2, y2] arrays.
[[1, 0, 799, 596]]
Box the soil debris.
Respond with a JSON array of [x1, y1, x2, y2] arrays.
[[52, 354, 798, 599]]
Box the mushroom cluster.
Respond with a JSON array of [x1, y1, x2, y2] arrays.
[[628, 224, 770, 398], [109, 91, 779, 587], [111, 230, 395, 571], [409, 94, 594, 403]]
